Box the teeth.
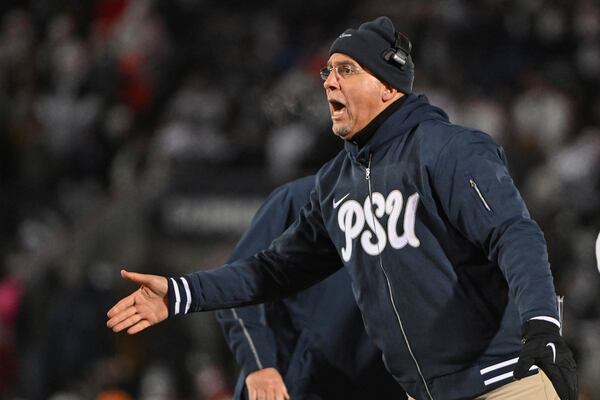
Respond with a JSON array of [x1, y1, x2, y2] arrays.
[[332, 106, 346, 117]]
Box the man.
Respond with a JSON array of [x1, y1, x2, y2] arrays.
[[107, 16, 577, 399], [215, 175, 405, 400]]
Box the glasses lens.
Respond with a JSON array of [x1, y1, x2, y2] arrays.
[[337, 65, 353, 77], [320, 67, 330, 80]]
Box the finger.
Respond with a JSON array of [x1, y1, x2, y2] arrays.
[[513, 355, 536, 380], [134, 303, 163, 325], [106, 306, 137, 328], [276, 385, 288, 400], [543, 366, 574, 400], [111, 313, 142, 333], [247, 386, 256, 400], [277, 381, 289, 400], [127, 319, 151, 334], [275, 389, 285, 400], [566, 367, 579, 399], [107, 293, 136, 318]]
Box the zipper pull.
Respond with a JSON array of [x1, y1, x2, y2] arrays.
[[469, 178, 492, 212], [365, 167, 370, 180]]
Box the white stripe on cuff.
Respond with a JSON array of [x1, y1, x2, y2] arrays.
[[480, 357, 518, 375], [180, 277, 192, 314], [170, 277, 181, 315], [530, 316, 560, 328], [482, 365, 538, 386]]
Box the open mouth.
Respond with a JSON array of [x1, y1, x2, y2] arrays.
[[329, 99, 346, 117]]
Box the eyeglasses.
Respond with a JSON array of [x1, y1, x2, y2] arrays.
[[320, 64, 365, 81]]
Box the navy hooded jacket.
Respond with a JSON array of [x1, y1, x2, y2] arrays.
[[215, 175, 405, 399], [168, 94, 559, 399]]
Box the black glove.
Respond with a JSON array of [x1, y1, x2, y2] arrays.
[[514, 320, 578, 400]]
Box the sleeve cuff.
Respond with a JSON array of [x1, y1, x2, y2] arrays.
[[168, 276, 193, 317], [529, 316, 560, 328]]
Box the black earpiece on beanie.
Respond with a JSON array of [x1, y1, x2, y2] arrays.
[[382, 31, 412, 70]]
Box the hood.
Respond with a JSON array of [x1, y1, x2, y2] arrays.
[[344, 93, 449, 160]]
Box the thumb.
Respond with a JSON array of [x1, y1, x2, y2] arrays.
[[121, 269, 152, 286], [513, 355, 535, 380]]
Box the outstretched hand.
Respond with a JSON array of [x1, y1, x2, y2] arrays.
[[106, 270, 169, 334]]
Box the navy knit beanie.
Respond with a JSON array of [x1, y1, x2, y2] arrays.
[[329, 16, 414, 93]]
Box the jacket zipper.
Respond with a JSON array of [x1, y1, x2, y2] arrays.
[[365, 154, 434, 400], [469, 178, 492, 212]]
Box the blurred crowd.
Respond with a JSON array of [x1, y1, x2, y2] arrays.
[[0, 0, 599, 399]]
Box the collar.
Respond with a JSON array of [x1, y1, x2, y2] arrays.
[[350, 95, 407, 149]]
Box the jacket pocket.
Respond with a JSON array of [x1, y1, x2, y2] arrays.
[[468, 177, 493, 214]]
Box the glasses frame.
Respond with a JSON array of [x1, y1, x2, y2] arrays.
[[320, 63, 365, 81]]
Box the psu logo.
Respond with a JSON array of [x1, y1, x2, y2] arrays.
[[336, 190, 420, 262]]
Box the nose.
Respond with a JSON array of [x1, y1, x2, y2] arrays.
[[323, 69, 340, 91]]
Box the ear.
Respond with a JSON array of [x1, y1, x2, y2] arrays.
[[381, 84, 398, 102]]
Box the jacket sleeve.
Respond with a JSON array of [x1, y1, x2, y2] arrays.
[[214, 183, 303, 375], [167, 180, 343, 316], [216, 307, 276, 374], [432, 129, 559, 323]]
